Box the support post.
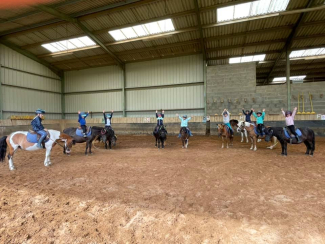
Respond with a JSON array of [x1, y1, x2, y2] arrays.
[[0, 64, 2, 119], [203, 59, 207, 116], [61, 73, 65, 119], [122, 66, 126, 117], [286, 47, 291, 110]]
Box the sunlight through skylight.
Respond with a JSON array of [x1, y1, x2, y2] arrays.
[[273, 76, 306, 82], [229, 54, 266, 64], [42, 36, 96, 53], [217, 0, 290, 22], [108, 19, 175, 41], [290, 48, 325, 58]]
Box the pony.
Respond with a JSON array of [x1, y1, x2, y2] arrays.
[[217, 124, 234, 148], [237, 121, 278, 151], [180, 127, 189, 148], [100, 127, 117, 150], [63, 126, 104, 155], [0, 130, 74, 171], [153, 125, 167, 149], [264, 127, 315, 156]]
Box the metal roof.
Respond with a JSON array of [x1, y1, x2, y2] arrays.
[[0, 0, 324, 84]]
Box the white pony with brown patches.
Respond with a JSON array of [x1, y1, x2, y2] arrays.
[[0, 130, 75, 170]]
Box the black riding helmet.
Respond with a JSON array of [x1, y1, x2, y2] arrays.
[[35, 109, 45, 114], [257, 111, 262, 115], [285, 111, 292, 116]]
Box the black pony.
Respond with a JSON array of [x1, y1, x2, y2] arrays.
[[180, 127, 189, 149], [153, 125, 167, 149], [101, 127, 117, 149], [265, 127, 315, 156], [63, 126, 104, 155]]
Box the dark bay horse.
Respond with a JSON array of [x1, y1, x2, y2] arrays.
[[265, 127, 315, 156], [217, 124, 233, 148], [180, 127, 189, 148], [100, 127, 117, 150], [153, 125, 167, 149], [63, 126, 103, 155]]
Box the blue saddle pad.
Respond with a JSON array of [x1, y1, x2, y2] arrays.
[[76, 128, 92, 137], [26, 132, 49, 143], [284, 128, 302, 139], [254, 127, 265, 136]]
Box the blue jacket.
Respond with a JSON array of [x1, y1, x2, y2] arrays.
[[253, 112, 265, 124], [156, 113, 164, 125], [179, 116, 191, 127], [31, 116, 44, 131], [242, 110, 253, 122], [78, 113, 88, 126]]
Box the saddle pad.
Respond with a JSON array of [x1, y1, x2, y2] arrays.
[[26, 132, 50, 143], [76, 127, 92, 137], [284, 128, 302, 139]]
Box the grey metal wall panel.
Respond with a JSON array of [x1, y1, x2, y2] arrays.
[[2, 86, 61, 119], [126, 85, 204, 111], [1, 68, 61, 92], [65, 66, 123, 93], [65, 91, 123, 113], [126, 109, 204, 118], [0, 44, 60, 79], [126, 54, 203, 87]]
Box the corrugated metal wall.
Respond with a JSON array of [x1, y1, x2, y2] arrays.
[[64, 54, 204, 119], [0, 44, 62, 119], [64, 66, 123, 119]]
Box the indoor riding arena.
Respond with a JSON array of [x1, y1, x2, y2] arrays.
[[1, 0, 325, 243]]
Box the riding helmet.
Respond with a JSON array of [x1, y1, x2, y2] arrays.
[[223, 111, 228, 115], [158, 113, 162, 117], [257, 111, 262, 115], [183, 115, 187, 118], [35, 109, 46, 114], [285, 111, 292, 116], [246, 110, 250, 113], [81, 112, 87, 117], [106, 113, 111, 117]]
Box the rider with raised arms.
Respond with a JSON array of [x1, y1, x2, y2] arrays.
[[103, 110, 114, 130], [154, 110, 164, 134], [176, 114, 193, 137]]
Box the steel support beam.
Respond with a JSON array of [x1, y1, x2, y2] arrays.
[[0, 64, 2, 119], [122, 67, 126, 117], [0, 39, 63, 78], [286, 47, 291, 110], [61, 74, 65, 119], [34, 4, 124, 69], [264, 0, 316, 84]]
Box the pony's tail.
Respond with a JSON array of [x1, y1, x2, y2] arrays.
[[0, 136, 8, 162]]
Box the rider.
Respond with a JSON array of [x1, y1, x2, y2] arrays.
[[31, 109, 47, 149], [281, 107, 301, 143], [222, 109, 233, 135], [78, 111, 89, 137], [252, 108, 266, 137], [176, 114, 193, 138], [103, 110, 114, 130], [242, 108, 253, 123], [154, 110, 164, 134]]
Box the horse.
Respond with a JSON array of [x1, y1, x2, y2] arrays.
[[63, 126, 104, 155], [0, 130, 75, 171], [100, 127, 117, 150], [153, 125, 167, 149], [217, 124, 234, 148], [264, 127, 315, 156], [180, 127, 189, 149], [237, 121, 278, 151]]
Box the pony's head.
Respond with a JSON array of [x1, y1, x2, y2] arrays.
[[60, 133, 75, 155], [217, 124, 224, 137], [237, 121, 246, 133], [264, 127, 273, 142]]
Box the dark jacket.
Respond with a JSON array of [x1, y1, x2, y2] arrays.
[[31, 116, 44, 131], [103, 112, 113, 126], [242, 110, 253, 122], [156, 113, 164, 125], [78, 113, 88, 126]]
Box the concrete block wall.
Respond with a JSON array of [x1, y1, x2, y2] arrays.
[[207, 63, 325, 116]]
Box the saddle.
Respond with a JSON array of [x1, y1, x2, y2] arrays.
[[77, 126, 91, 134], [253, 125, 265, 136], [27, 130, 50, 147], [76, 126, 92, 137], [283, 127, 302, 139]]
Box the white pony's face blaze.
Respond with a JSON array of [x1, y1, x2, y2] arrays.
[[237, 121, 245, 132]]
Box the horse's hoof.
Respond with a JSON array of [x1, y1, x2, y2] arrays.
[[9, 167, 16, 171], [310, 155, 314, 157]]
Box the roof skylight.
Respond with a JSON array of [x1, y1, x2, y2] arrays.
[[217, 0, 290, 22], [273, 76, 306, 82], [42, 36, 96, 53], [229, 54, 266, 64], [109, 19, 175, 41], [290, 48, 325, 58]]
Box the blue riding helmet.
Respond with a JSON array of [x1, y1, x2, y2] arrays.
[[35, 109, 46, 114], [285, 111, 292, 116], [223, 111, 228, 115], [183, 115, 187, 118], [257, 111, 262, 115], [106, 113, 111, 117], [81, 112, 87, 117]]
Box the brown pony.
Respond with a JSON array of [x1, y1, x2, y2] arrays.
[[217, 124, 234, 148], [0, 129, 75, 170]]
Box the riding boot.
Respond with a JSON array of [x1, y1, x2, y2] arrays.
[[178, 133, 181, 138], [37, 135, 46, 149], [83, 133, 87, 138], [296, 135, 302, 143]]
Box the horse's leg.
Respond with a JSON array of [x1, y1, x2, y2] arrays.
[[284, 141, 288, 156], [250, 136, 253, 150], [105, 141, 108, 149], [162, 139, 165, 149], [7, 143, 16, 171], [241, 132, 243, 143], [227, 136, 229, 149], [109, 140, 112, 150], [85, 140, 89, 155], [280, 141, 285, 155], [185, 138, 189, 148], [221, 136, 224, 149], [155, 138, 157, 147], [304, 141, 310, 155], [44, 147, 51, 167], [253, 137, 257, 151], [89, 140, 93, 154], [245, 130, 248, 143]]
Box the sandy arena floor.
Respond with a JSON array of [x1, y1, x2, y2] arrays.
[[0, 135, 325, 244]]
